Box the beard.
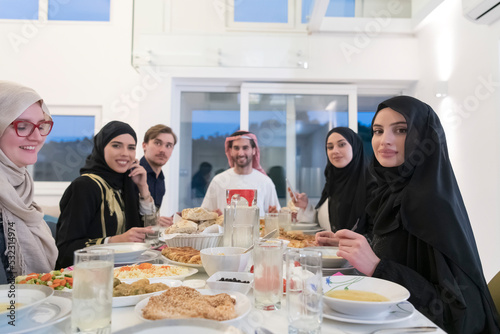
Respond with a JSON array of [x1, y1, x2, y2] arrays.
[[233, 155, 252, 168]]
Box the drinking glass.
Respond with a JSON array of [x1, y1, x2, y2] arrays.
[[277, 211, 292, 231], [71, 249, 114, 334], [264, 213, 280, 235], [143, 210, 160, 245], [286, 248, 323, 334], [253, 239, 285, 310], [223, 194, 260, 248]]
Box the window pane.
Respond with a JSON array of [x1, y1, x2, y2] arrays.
[[357, 95, 395, 159], [302, 0, 355, 23], [0, 0, 38, 20], [34, 115, 94, 181], [234, 0, 288, 23], [179, 92, 240, 210], [249, 93, 348, 207], [326, 0, 355, 18], [48, 0, 110, 21]]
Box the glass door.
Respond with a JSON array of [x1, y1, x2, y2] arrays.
[[241, 83, 357, 207]]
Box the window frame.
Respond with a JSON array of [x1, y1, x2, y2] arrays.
[[33, 105, 101, 196]]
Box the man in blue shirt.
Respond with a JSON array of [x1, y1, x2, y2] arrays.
[[140, 124, 176, 226]]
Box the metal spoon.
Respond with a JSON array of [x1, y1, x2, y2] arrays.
[[243, 229, 278, 253]]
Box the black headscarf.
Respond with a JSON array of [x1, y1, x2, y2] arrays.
[[316, 127, 371, 233], [367, 96, 497, 325], [80, 121, 140, 229]]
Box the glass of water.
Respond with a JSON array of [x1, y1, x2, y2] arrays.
[[264, 213, 280, 235], [143, 210, 160, 246], [71, 249, 114, 334], [286, 248, 323, 334], [253, 239, 285, 311]]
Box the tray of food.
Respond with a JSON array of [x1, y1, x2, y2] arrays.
[[114, 263, 197, 283], [161, 247, 204, 272], [113, 278, 182, 308]]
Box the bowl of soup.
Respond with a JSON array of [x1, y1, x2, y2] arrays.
[[0, 284, 53, 320], [322, 275, 410, 318]]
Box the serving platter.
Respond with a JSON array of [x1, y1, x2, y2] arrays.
[[114, 264, 198, 284], [135, 289, 251, 325], [114, 318, 244, 334], [113, 279, 182, 308], [161, 256, 205, 272]]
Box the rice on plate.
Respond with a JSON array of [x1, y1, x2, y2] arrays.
[[114, 263, 194, 281]]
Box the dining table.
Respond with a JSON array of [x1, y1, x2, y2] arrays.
[[46, 267, 446, 334]]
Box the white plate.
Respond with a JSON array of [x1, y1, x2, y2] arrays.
[[114, 318, 244, 334], [0, 284, 54, 320], [323, 301, 415, 324], [0, 295, 72, 333], [162, 256, 205, 272], [113, 279, 183, 308], [114, 264, 198, 283], [135, 289, 251, 325], [87, 243, 150, 262], [322, 264, 357, 276], [291, 223, 320, 230], [115, 250, 160, 266]]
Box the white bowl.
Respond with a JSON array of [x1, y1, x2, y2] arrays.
[[307, 247, 347, 268], [160, 233, 223, 250], [87, 242, 149, 262], [200, 247, 251, 277], [0, 284, 54, 320], [322, 275, 410, 318], [206, 272, 253, 295]]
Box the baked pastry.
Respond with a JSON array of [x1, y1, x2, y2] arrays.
[[215, 214, 224, 226], [142, 286, 236, 321], [162, 247, 202, 264], [279, 230, 316, 248], [198, 220, 216, 232], [182, 207, 218, 222], [165, 219, 198, 234]]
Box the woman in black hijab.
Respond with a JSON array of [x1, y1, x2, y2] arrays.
[[334, 96, 499, 333], [56, 121, 156, 268], [290, 127, 375, 243]]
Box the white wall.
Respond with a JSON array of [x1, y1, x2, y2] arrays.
[[414, 0, 500, 280]]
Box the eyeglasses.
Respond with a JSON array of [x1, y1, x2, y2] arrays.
[[10, 120, 54, 137]]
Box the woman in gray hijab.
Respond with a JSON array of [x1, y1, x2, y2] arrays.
[[0, 81, 58, 284]]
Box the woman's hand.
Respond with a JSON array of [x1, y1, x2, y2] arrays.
[[315, 231, 339, 246], [288, 188, 309, 209], [334, 229, 380, 277], [158, 216, 173, 227], [268, 205, 278, 213], [109, 227, 153, 243], [129, 160, 151, 199], [129, 159, 147, 185]]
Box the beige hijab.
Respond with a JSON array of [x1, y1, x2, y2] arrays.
[[0, 81, 58, 275]]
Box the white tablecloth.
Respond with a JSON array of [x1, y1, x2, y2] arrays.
[[110, 272, 446, 334]]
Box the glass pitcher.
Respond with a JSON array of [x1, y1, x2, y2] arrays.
[[223, 191, 259, 248]]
